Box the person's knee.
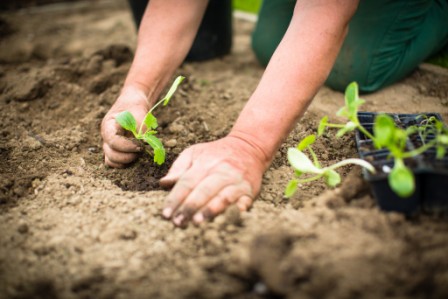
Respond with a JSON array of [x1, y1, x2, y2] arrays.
[[251, 0, 295, 67], [251, 30, 275, 67], [325, 73, 384, 94]]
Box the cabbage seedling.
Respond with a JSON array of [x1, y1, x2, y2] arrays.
[[312, 82, 448, 198], [115, 76, 185, 165], [284, 134, 375, 198]]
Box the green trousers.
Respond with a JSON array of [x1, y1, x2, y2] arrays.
[[252, 0, 448, 92]]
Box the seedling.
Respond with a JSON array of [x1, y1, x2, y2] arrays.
[[115, 76, 185, 165], [289, 82, 448, 199], [414, 115, 448, 159], [285, 134, 375, 197]]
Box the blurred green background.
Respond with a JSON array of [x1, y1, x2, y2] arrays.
[[232, 0, 447, 68], [232, 0, 261, 13]]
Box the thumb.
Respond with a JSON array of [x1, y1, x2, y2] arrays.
[[160, 148, 194, 188]]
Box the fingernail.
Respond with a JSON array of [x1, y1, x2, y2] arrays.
[[173, 214, 185, 226], [193, 213, 204, 224], [162, 207, 172, 219], [136, 147, 143, 151], [161, 174, 172, 181]]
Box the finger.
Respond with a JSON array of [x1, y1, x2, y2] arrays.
[[159, 148, 194, 188], [172, 171, 240, 226], [108, 134, 142, 153], [192, 183, 252, 224], [236, 195, 253, 212], [102, 119, 142, 153], [105, 156, 125, 169], [103, 143, 138, 165], [162, 162, 210, 220]]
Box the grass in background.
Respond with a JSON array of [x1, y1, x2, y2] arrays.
[[427, 53, 448, 69], [232, 0, 262, 14]]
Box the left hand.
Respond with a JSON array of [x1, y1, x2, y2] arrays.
[[160, 136, 270, 227]]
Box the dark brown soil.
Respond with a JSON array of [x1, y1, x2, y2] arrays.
[[1, 1, 448, 299]]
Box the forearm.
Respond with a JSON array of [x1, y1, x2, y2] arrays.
[[230, 0, 359, 165], [124, 0, 208, 104]]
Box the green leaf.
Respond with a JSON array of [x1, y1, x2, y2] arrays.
[[405, 126, 418, 136], [324, 169, 341, 187], [342, 82, 365, 120], [435, 119, 444, 131], [436, 145, 446, 159], [393, 128, 408, 150], [294, 170, 304, 177], [373, 114, 395, 148], [318, 116, 328, 136], [153, 148, 166, 165], [336, 121, 357, 137], [336, 106, 349, 118], [287, 148, 323, 174], [162, 75, 185, 106], [116, 111, 138, 136], [438, 135, 448, 145], [298, 135, 316, 151], [142, 112, 158, 131], [284, 180, 298, 198], [142, 133, 166, 165], [345, 82, 358, 114], [388, 160, 415, 198]]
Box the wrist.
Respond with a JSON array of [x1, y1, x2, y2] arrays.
[[117, 85, 150, 110], [227, 130, 273, 170]]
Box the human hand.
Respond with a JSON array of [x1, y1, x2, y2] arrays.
[[160, 136, 270, 227], [101, 86, 150, 168]]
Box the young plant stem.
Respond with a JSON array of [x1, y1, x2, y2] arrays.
[[401, 139, 438, 159], [326, 158, 375, 173], [357, 121, 375, 140], [308, 148, 320, 166], [325, 123, 345, 128], [296, 174, 325, 184], [149, 97, 167, 114]]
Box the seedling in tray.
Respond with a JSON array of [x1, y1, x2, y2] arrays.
[[115, 76, 185, 165], [286, 82, 448, 200], [370, 114, 448, 197]]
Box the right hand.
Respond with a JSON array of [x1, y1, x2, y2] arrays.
[[101, 86, 149, 168]]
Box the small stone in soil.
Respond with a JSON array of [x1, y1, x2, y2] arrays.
[[169, 123, 185, 133], [18, 222, 29, 234], [253, 282, 268, 295], [165, 139, 177, 148], [120, 229, 138, 240], [88, 146, 99, 153]]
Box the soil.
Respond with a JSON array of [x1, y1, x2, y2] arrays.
[[1, 1, 448, 299]]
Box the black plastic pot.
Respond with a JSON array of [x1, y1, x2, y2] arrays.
[[355, 111, 448, 215], [127, 0, 232, 62]]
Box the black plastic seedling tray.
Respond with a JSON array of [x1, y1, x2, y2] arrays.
[[355, 112, 448, 215]]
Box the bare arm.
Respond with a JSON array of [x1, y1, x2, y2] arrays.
[[160, 0, 360, 226], [124, 0, 209, 102], [230, 0, 360, 163], [101, 0, 208, 168]]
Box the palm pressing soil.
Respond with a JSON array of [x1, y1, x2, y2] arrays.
[[1, 1, 448, 299]]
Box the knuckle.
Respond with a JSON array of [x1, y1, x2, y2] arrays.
[[108, 137, 122, 150], [164, 196, 180, 209], [110, 152, 135, 164], [220, 195, 234, 205], [177, 174, 196, 187]]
